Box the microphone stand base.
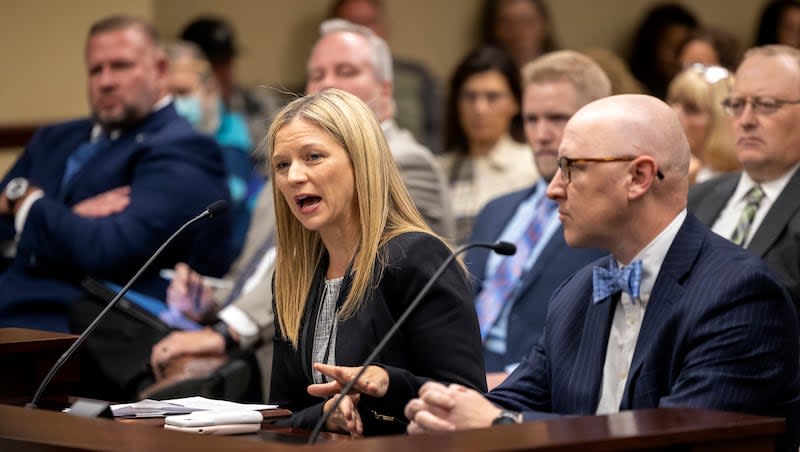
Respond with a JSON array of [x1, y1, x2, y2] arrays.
[[67, 397, 113, 419]]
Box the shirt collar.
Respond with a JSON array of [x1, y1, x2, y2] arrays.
[[91, 95, 172, 142], [90, 124, 119, 142], [154, 94, 172, 111], [533, 178, 550, 198], [734, 162, 800, 205], [616, 209, 687, 300], [380, 119, 396, 135]]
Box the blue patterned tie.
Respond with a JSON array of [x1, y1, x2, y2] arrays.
[[474, 195, 557, 340], [592, 259, 643, 304], [61, 134, 108, 191]]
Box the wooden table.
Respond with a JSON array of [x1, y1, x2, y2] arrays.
[[0, 404, 784, 451], [0, 328, 78, 406]]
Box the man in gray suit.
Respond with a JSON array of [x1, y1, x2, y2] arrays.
[[305, 19, 455, 239], [688, 45, 800, 311], [150, 185, 276, 399]]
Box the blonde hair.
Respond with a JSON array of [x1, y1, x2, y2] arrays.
[[522, 50, 612, 106], [667, 67, 739, 173], [264, 88, 434, 347], [579, 48, 645, 95]]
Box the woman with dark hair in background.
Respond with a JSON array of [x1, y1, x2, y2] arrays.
[[678, 26, 742, 71], [754, 0, 800, 47], [628, 3, 699, 99], [479, 0, 557, 69], [438, 46, 536, 244]]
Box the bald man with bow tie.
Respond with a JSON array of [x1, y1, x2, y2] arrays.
[[405, 94, 800, 451]]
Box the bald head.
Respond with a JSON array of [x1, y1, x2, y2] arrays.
[[571, 94, 691, 184], [548, 94, 691, 261]]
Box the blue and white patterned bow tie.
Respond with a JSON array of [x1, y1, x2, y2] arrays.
[[592, 259, 643, 304]]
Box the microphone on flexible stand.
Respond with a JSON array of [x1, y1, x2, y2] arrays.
[[307, 240, 516, 444], [26, 200, 229, 411]]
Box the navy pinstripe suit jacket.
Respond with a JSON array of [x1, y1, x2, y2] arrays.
[[486, 213, 800, 450]]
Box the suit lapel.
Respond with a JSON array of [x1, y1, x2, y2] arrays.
[[58, 105, 179, 202], [468, 186, 536, 288], [621, 215, 704, 407], [53, 125, 94, 202], [748, 169, 800, 257], [59, 137, 120, 200], [693, 175, 738, 226], [512, 226, 564, 298], [569, 255, 618, 413]]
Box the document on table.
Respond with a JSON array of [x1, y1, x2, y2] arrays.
[[110, 396, 278, 418]]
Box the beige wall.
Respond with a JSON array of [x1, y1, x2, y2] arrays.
[[155, 0, 762, 88], [554, 1, 761, 58], [1, 0, 765, 126], [0, 148, 21, 175], [0, 0, 153, 124]]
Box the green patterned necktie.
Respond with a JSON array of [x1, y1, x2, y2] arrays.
[[730, 185, 765, 246]]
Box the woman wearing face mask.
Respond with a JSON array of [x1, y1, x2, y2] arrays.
[[166, 41, 263, 260]]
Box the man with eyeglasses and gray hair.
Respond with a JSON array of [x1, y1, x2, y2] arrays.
[[305, 18, 454, 239], [689, 44, 800, 313]]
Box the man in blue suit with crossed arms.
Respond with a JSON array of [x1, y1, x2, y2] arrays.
[[0, 15, 232, 333], [406, 94, 800, 451]]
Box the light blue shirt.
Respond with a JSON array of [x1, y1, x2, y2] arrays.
[[483, 180, 561, 366]]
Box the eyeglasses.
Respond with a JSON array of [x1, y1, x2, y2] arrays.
[[721, 96, 800, 117], [688, 64, 730, 85], [556, 156, 665, 184]]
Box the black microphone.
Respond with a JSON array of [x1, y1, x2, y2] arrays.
[[205, 200, 229, 218], [26, 200, 229, 410], [491, 241, 516, 256], [307, 241, 516, 444]]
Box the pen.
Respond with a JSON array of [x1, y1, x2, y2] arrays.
[[191, 278, 202, 312], [159, 269, 234, 290]]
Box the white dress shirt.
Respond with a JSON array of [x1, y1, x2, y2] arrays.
[[595, 209, 687, 414], [217, 246, 276, 349], [711, 163, 800, 247]]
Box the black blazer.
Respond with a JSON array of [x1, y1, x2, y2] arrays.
[[269, 232, 486, 435], [688, 170, 800, 313]]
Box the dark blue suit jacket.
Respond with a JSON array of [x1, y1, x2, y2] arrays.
[[0, 105, 233, 332], [486, 214, 800, 450], [466, 185, 605, 372]]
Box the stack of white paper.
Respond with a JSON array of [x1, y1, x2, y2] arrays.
[[110, 396, 277, 418]]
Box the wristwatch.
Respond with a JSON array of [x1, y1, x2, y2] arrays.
[[4, 177, 30, 213], [212, 321, 238, 351], [492, 409, 522, 425]]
